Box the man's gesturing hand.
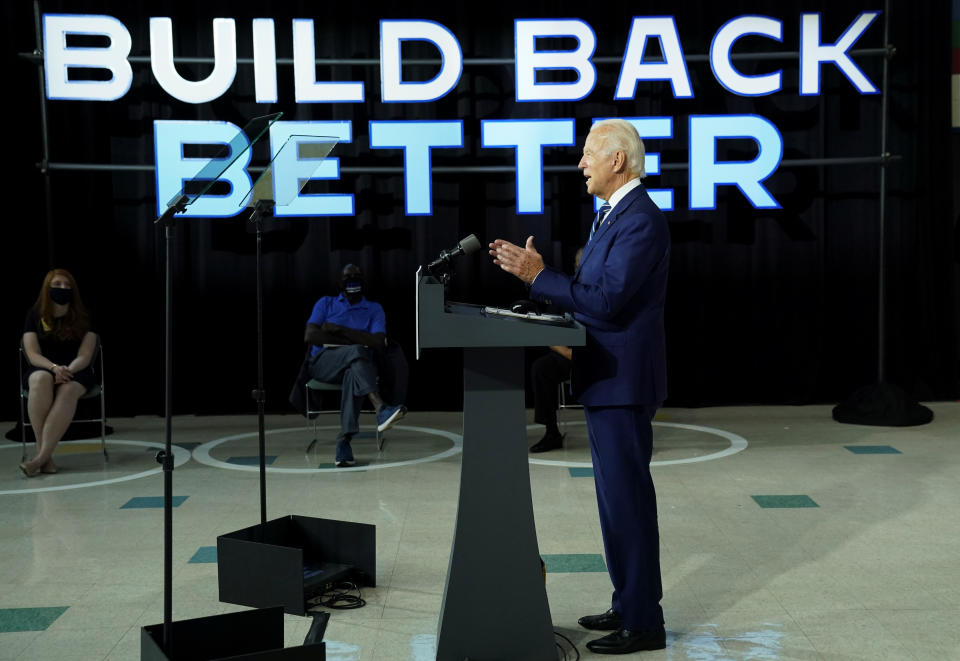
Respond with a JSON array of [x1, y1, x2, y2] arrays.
[[489, 236, 544, 285]]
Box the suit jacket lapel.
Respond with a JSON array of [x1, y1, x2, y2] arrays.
[[575, 185, 645, 280]]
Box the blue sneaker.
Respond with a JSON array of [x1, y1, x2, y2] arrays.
[[335, 437, 355, 467], [376, 404, 407, 432]]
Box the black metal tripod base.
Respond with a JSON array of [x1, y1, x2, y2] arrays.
[[141, 606, 324, 660], [833, 381, 934, 426]]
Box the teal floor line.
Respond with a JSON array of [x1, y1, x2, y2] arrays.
[[752, 495, 819, 508], [844, 445, 901, 454], [0, 607, 69, 633], [189, 546, 218, 563], [121, 496, 188, 509], [542, 553, 606, 573]]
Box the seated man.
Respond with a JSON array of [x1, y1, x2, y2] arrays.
[[303, 264, 406, 467], [529, 247, 582, 453], [529, 345, 573, 452]]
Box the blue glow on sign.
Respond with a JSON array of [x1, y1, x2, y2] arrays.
[[270, 122, 353, 217], [689, 115, 783, 210], [616, 17, 693, 100], [369, 120, 464, 215], [380, 20, 463, 103], [514, 19, 597, 102], [149, 17, 237, 104], [43, 14, 133, 101], [153, 120, 253, 218], [800, 12, 880, 95], [482, 119, 576, 214], [710, 16, 783, 97]]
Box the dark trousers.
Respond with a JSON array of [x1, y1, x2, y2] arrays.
[[308, 345, 379, 442], [531, 351, 572, 428], [584, 404, 663, 630], [373, 343, 409, 407]]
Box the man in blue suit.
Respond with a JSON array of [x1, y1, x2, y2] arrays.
[[490, 118, 669, 654]]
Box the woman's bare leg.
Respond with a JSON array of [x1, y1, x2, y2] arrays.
[[29, 381, 85, 471], [25, 371, 55, 468]]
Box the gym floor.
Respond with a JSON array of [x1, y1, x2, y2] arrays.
[[1, 403, 958, 660]]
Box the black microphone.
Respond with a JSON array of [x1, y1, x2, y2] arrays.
[[427, 234, 482, 273]]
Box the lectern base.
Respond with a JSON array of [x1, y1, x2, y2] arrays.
[[436, 348, 556, 661]]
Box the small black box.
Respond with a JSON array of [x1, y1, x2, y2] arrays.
[[217, 515, 376, 616], [141, 606, 325, 660]]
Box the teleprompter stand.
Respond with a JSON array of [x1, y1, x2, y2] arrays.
[[215, 133, 376, 619], [415, 270, 586, 660], [141, 113, 327, 660]]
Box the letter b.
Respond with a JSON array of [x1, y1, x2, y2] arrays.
[[44, 14, 132, 101]]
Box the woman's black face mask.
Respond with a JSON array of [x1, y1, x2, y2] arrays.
[[49, 287, 73, 305]]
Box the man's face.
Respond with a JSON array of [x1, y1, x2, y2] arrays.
[[341, 265, 363, 300], [578, 128, 615, 201], [341, 265, 361, 286]]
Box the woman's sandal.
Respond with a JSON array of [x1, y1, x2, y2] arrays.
[[18, 462, 40, 478], [41, 461, 58, 474]]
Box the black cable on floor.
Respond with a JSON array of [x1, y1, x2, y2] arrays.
[[310, 580, 367, 609], [554, 630, 581, 661]]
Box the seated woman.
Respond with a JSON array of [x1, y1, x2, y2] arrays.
[[19, 269, 98, 478]]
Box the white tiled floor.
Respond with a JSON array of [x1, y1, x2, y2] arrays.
[[2, 403, 959, 660]]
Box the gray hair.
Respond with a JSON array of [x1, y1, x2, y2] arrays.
[[591, 118, 646, 178]]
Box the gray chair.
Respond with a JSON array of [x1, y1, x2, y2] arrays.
[[304, 379, 384, 453], [19, 340, 108, 462]]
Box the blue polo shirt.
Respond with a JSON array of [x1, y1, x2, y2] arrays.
[[307, 293, 386, 356]]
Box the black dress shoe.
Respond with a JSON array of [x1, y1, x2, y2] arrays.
[[585, 627, 666, 654], [577, 608, 622, 631], [530, 432, 564, 453]]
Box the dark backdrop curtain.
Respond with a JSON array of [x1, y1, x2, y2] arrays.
[[3, 0, 956, 421]]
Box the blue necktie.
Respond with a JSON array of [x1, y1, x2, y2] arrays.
[[589, 203, 612, 243]]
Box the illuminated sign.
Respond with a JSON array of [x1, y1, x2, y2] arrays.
[[42, 12, 880, 216]]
